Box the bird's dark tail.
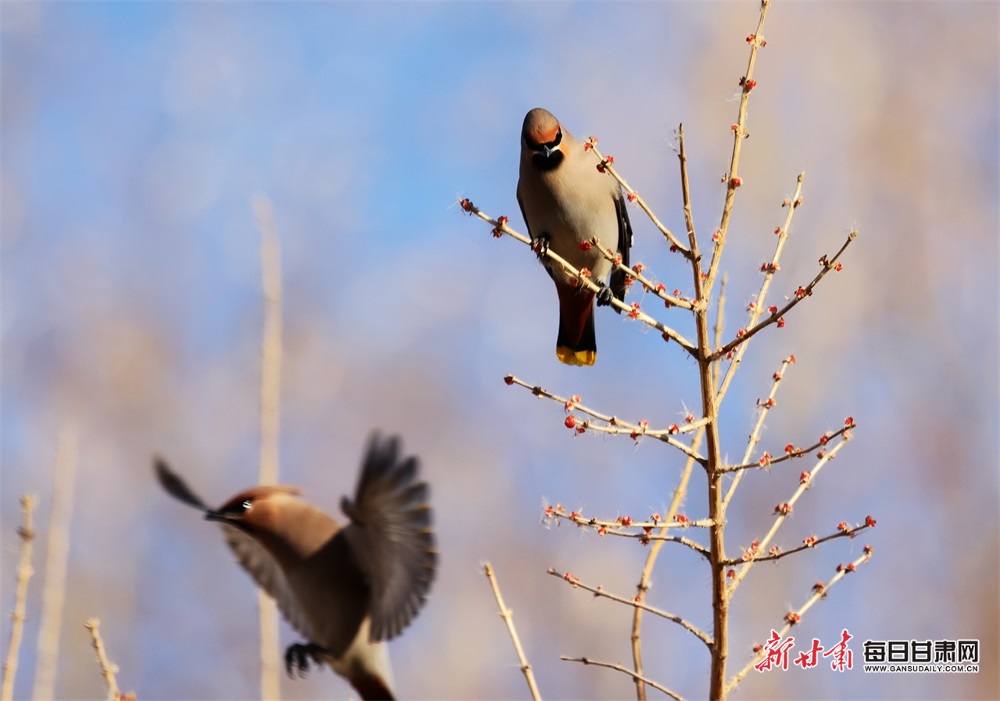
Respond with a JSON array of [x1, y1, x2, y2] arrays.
[[555, 282, 597, 366]]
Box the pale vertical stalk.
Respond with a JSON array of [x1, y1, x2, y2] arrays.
[[32, 426, 79, 701], [253, 194, 283, 700], [629, 431, 702, 701], [2, 495, 37, 701]]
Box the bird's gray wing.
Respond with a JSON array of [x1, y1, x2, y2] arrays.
[[154, 456, 315, 640], [340, 433, 436, 642], [220, 524, 314, 641]]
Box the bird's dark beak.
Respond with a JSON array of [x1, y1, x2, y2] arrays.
[[204, 510, 228, 523]]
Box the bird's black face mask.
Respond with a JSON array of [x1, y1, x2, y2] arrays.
[[525, 128, 564, 171]]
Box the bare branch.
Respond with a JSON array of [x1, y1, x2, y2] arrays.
[[483, 563, 542, 701], [2, 495, 36, 701], [504, 375, 707, 461], [727, 428, 855, 593], [591, 242, 696, 311], [561, 656, 684, 701], [725, 547, 874, 695], [722, 520, 874, 567], [713, 171, 804, 407], [549, 569, 711, 647], [543, 507, 711, 556], [715, 228, 858, 358], [460, 200, 697, 353], [582, 141, 690, 258], [631, 427, 704, 701], [83, 619, 122, 701], [704, 1, 772, 299], [722, 423, 854, 474], [722, 357, 792, 510]]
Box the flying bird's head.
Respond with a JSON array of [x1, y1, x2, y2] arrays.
[[522, 108, 565, 171], [205, 485, 327, 569]]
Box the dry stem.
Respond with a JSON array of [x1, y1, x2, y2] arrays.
[[582, 142, 689, 258], [461, 201, 697, 353], [253, 194, 283, 700], [721, 358, 791, 510], [548, 569, 710, 647], [721, 521, 873, 567], [483, 563, 541, 701], [727, 432, 853, 593], [2, 495, 36, 701], [544, 508, 710, 555], [724, 548, 873, 694], [504, 375, 706, 460], [32, 426, 78, 701], [714, 227, 858, 359], [561, 657, 682, 701], [704, 0, 772, 298]]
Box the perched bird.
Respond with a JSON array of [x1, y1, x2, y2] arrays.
[[517, 107, 633, 366], [155, 434, 436, 701]]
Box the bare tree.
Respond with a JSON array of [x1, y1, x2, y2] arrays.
[[468, 2, 872, 699]]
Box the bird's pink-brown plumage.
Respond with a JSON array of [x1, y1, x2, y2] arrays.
[[155, 434, 436, 701]]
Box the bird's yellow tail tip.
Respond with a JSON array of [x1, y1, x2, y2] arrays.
[[556, 347, 596, 366]]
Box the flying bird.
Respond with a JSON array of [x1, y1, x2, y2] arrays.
[[155, 434, 436, 701], [517, 107, 633, 366]]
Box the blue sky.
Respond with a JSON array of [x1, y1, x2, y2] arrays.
[[2, 2, 998, 699]]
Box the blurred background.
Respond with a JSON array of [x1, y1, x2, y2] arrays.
[[2, 2, 997, 699]]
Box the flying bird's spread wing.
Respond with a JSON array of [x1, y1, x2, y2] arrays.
[[153, 456, 313, 640], [219, 524, 315, 641], [341, 434, 436, 642]]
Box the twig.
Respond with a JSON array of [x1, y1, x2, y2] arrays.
[[724, 547, 874, 694], [83, 618, 121, 701], [548, 569, 711, 647], [2, 495, 36, 701], [582, 141, 689, 258], [713, 173, 805, 406], [546, 509, 712, 531], [483, 563, 541, 701], [561, 657, 683, 701], [722, 423, 853, 474], [711, 275, 727, 395], [721, 520, 874, 567], [32, 426, 79, 701], [543, 507, 711, 555], [704, 0, 772, 299], [727, 428, 854, 593], [504, 375, 707, 461], [252, 194, 283, 700], [677, 124, 707, 328], [460, 200, 697, 354], [714, 228, 858, 359], [630, 429, 704, 701], [722, 357, 792, 510], [591, 243, 696, 311]]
